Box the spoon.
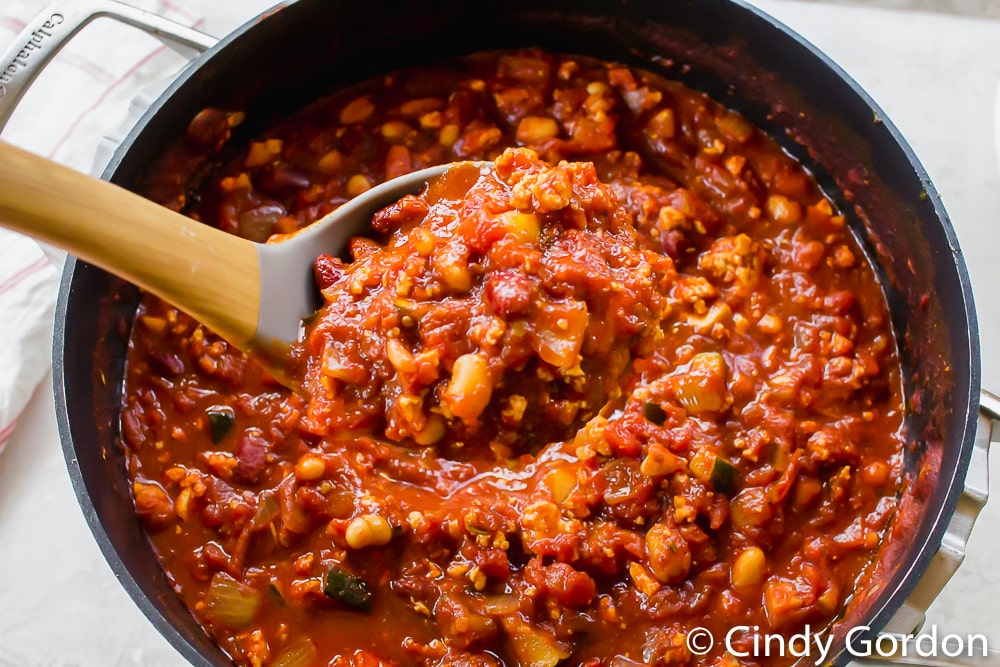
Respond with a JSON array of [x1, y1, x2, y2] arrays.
[[0, 140, 452, 380]]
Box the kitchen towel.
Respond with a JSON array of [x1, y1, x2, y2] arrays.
[[0, 0, 202, 453], [0, 231, 58, 451]]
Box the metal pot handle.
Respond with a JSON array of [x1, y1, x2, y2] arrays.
[[882, 389, 996, 635], [0, 0, 217, 133]]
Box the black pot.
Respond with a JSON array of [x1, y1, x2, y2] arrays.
[[3, 0, 990, 664]]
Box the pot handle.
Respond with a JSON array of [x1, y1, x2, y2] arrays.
[[979, 388, 1000, 421], [0, 0, 217, 133], [882, 389, 995, 635]]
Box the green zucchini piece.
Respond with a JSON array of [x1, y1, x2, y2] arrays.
[[709, 457, 739, 495], [206, 406, 235, 443], [323, 566, 373, 611]]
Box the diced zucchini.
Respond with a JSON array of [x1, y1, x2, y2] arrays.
[[323, 565, 373, 611], [206, 406, 235, 444], [709, 457, 739, 495], [672, 352, 727, 414]]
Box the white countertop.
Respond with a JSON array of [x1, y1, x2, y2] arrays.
[[1, 1, 999, 664]]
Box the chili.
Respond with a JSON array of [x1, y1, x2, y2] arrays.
[[122, 49, 904, 667]]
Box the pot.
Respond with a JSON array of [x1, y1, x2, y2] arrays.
[[0, 1, 994, 665]]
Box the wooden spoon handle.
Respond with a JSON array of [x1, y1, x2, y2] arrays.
[[0, 141, 260, 345]]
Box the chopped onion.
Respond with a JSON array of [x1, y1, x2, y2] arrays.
[[508, 626, 571, 667], [717, 111, 754, 142], [483, 595, 520, 616], [204, 572, 262, 629], [272, 638, 318, 667], [251, 492, 280, 531], [238, 203, 286, 242]]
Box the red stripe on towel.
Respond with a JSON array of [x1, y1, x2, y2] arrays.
[[157, 0, 199, 23], [0, 421, 17, 445], [47, 45, 167, 158], [60, 52, 116, 84], [0, 257, 49, 296], [0, 17, 27, 33]]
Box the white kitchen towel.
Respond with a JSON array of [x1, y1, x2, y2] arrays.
[[0, 0, 203, 452], [0, 230, 59, 451]]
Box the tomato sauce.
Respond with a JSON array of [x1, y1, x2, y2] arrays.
[[122, 50, 905, 667]]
